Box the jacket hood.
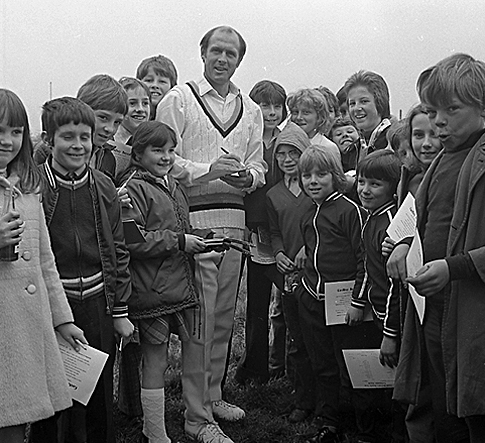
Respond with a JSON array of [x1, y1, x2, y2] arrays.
[[274, 121, 311, 154]]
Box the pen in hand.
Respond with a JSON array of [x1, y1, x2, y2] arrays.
[[74, 338, 87, 351], [117, 170, 137, 192]]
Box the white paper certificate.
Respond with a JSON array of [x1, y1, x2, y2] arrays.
[[56, 333, 109, 406], [342, 349, 396, 389], [386, 193, 417, 242], [406, 230, 426, 324], [324, 280, 372, 325]]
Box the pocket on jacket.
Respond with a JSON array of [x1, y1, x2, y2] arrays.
[[151, 259, 172, 292]]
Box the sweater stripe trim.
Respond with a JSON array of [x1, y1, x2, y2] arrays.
[[186, 81, 244, 138], [61, 271, 104, 301]]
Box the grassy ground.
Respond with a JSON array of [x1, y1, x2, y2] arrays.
[[114, 270, 396, 443]]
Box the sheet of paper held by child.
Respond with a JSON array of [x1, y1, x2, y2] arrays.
[[343, 349, 396, 389], [405, 230, 426, 324], [386, 192, 417, 242], [56, 333, 109, 406], [324, 280, 372, 326]]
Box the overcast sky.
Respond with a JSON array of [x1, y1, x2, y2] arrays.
[[1, 0, 485, 133]]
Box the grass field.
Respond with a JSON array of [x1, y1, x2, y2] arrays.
[[114, 270, 397, 443]]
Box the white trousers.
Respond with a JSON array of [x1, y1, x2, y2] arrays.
[[182, 228, 243, 436]]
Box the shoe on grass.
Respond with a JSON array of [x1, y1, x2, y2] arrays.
[[305, 426, 340, 443], [212, 400, 245, 421], [187, 422, 234, 443], [288, 408, 311, 423]]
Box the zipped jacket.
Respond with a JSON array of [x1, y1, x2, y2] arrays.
[[39, 160, 131, 317]]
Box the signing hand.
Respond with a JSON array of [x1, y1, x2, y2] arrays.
[[209, 154, 246, 180]]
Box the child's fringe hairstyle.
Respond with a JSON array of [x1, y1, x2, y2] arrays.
[[298, 145, 347, 194], [130, 121, 177, 164], [329, 118, 357, 138], [316, 86, 340, 117], [417, 53, 485, 110], [136, 55, 178, 87], [42, 97, 96, 145], [77, 74, 128, 115], [287, 89, 330, 132], [200, 26, 247, 64], [0, 89, 42, 192], [249, 80, 288, 122], [401, 103, 433, 173], [357, 149, 402, 195], [119, 76, 150, 97], [344, 70, 391, 119]]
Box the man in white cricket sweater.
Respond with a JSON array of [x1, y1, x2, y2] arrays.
[[157, 26, 266, 443]]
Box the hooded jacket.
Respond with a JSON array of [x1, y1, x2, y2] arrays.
[[267, 122, 313, 260]]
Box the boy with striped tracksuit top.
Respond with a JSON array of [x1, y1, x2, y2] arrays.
[[296, 146, 367, 443], [347, 149, 404, 443]]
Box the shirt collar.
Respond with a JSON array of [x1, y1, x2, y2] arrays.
[[197, 76, 239, 99]]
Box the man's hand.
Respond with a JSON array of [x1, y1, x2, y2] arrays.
[[386, 243, 410, 283], [208, 154, 246, 180], [184, 234, 207, 254], [220, 169, 253, 189], [406, 259, 450, 297]]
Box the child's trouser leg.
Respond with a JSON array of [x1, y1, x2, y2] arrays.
[[465, 415, 485, 443], [236, 260, 274, 383], [181, 295, 214, 436], [281, 289, 315, 411], [141, 388, 171, 443], [28, 414, 59, 443], [423, 299, 468, 443], [297, 287, 340, 428]]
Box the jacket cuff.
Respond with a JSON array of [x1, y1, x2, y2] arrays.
[[446, 253, 477, 281], [112, 304, 129, 318], [383, 328, 399, 339], [351, 299, 366, 309], [178, 234, 186, 251]]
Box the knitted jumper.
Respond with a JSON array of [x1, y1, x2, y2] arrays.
[[164, 82, 263, 232]]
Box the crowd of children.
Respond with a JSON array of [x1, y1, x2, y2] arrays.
[[1, 34, 485, 443]]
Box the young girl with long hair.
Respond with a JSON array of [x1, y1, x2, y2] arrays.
[[0, 89, 86, 443]]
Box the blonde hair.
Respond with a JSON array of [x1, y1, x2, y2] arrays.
[[298, 145, 347, 193]]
